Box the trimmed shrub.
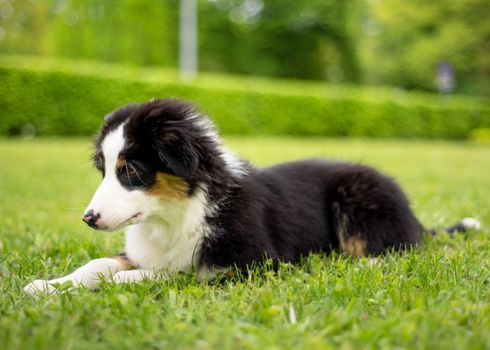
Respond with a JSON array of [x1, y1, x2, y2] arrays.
[[469, 128, 490, 143], [1, 56, 489, 138]]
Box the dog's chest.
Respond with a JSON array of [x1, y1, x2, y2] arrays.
[[124, 222, 203, 272]]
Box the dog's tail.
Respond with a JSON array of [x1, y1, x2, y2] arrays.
[[425, 217, 481, 236]]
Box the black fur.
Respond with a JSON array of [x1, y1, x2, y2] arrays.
[[200, 160, 423, 268], [94, 98, 468, 272], [94, 98, 236, 198]]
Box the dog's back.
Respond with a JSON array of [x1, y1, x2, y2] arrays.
[[199, 159, 424, 268]]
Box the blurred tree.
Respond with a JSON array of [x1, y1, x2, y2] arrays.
[[0, 0, 52, 55], [51, 0, 363, 82], [1, 0, 488, 95], [199, 0, 362, 82], [362, 0, 490, 95], [51, 0, 177, 66]]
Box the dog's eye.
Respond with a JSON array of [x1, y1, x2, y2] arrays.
[[116, 165, 138, 177], [115, 160, 150, 190], [127, 167, 138, 176], [124, 162, 144, 178]]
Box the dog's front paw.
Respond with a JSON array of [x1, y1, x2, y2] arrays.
[[24, 280, 59, 296], [113, 270, 153, 284]]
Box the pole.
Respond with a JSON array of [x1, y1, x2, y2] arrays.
[[179, 0, 198, 80]]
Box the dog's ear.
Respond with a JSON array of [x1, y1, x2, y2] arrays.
[[141, 99, 200, 179], [153, 131, 199, 179]]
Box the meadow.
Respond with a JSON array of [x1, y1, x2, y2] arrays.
[[0, 137, 489, 350]]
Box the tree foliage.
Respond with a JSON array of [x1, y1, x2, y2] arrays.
[[199, 0, 362, 82], [51, 0, 177, 66], [363, 0, 490, 95], [0, 0, 362, 82], [0, 0, 488, 94]]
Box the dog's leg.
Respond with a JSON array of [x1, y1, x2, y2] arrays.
[[112, 270, 156, 284], [24, 256, 131, 295]]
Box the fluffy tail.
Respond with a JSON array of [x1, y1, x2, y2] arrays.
[[426, 217, 481, 236]]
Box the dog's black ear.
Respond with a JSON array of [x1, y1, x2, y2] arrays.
[[154, 132, 199, 179], [141, 99, 201, 179]]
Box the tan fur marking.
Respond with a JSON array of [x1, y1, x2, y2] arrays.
[[341, 236, 368, 257], [150, 172, 189, 199], [116, 157, 126, 169], [112, 256, 134, 270], [335, 210, 368, 257], [336, 212, 349, 242]]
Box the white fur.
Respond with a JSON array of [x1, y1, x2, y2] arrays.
[[189, 113, 248, 179], [461, 217, 481, 231], [113, 270, 156, 283], [91, 124, 213, 272], [24, 258, 126, 295], [124, 188, 209, 271], [220, 149, 248, 178], [25, 124, 214, 295], [85, 124, 151, 230]]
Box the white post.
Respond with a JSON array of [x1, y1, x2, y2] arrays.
[[179, 0, 198, 80]]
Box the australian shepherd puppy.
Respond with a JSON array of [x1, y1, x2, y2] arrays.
[[24, 98, 480, 294]]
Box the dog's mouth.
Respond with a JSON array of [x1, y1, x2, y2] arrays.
[[103, 212, 143, 232]]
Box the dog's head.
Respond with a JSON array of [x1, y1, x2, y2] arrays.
[[82, 98, 234, 231]]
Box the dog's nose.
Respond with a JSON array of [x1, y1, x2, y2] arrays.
[[82, 209, 101, 229]]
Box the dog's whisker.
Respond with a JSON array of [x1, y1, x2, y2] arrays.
[[127, 162, 148, 187], [74, 162, 94, 171]]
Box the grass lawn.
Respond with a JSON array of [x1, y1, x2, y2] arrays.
[[0, 137, 489, 350]]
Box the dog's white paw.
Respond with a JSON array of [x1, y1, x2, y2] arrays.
[[113, 270, 153, 284], [23, 280, 59, 296], [113, 271, 138, 284]]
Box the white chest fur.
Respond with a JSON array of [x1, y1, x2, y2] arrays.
[[124, 188, 210, 272]]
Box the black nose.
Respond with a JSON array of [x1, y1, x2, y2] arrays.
[[82, 209, 100, 228]]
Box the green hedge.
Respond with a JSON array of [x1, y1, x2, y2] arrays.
[[1, 56, 489, 138]]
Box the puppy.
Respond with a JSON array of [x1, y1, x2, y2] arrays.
[[24, 98, 480, 294]]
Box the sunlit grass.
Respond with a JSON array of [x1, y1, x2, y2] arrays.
[[0, 137, 489, 350]]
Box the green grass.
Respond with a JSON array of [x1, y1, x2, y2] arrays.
[[0, 137, 489, 350]]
